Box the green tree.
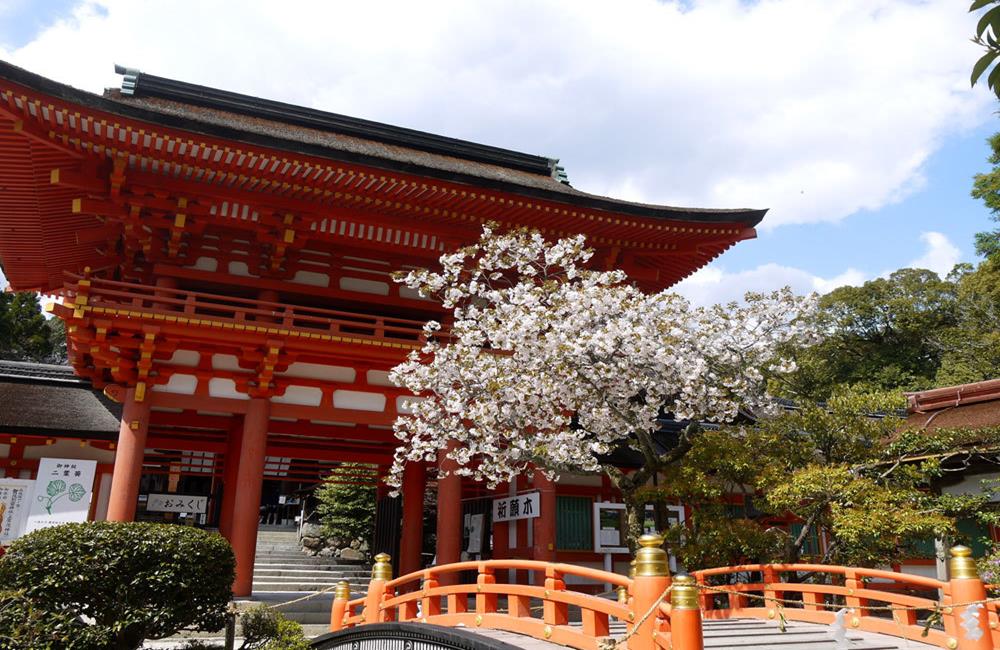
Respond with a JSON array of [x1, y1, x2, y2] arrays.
[[971, 1, 1000, 101], [0, 292, 54, 362], [971, 132, 1000, 260], [781, 269, 958, 399], [657, 388, 994, 570], [314, 463, 377, 552]]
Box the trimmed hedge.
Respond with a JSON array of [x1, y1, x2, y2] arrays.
[[0, 522, 235, 650]]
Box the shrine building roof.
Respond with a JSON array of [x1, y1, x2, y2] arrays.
[[0, 60, 767, 293], [0, 360, 120, 437]]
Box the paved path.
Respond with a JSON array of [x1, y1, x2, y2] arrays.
[[146, 619, 940, 649], [466, 619, 938, 650]]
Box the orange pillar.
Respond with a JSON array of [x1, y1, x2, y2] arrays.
[[231, 398, 270, 597], [532, 468, 557, 584], [399, 461, 427, 578], [106, 387, 151, 521], [436, 441, 462, 584], [218, 418, 244, 541]]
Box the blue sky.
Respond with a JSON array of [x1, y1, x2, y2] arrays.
[[0, 0, 996, 305]]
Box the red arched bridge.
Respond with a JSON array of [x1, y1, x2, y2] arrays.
[[313, 537, 997, 650]]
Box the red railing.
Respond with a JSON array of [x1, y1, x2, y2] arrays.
[[60, 272, 430, 347], [330, 544, 997, 650]]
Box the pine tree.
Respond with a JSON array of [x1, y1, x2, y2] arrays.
[[314, 464, 377, 549]]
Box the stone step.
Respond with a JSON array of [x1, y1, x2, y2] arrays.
[[254, 558, 371, 573], [253, 580, 368, 591], [254, 569, 371, 578]]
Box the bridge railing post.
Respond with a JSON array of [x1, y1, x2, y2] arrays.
[[329, 580, 350, 632], [669, 575, 704, 650], [364, 552, 392, 624], [947, 545, 992, 650], [543, 566, 568, 628], [627, 534, 671, 650], [477, 563, 498, 615]]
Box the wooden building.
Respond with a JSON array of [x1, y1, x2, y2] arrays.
[[0, 60, 765, 595]]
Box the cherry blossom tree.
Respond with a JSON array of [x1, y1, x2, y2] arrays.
[[388, 225, 817, 547]]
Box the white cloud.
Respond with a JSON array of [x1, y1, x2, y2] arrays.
[[674, 229, 964, 306], [0, 0, 990, 231], [908, 231, 962, 277], [672, 262, 865, 307]]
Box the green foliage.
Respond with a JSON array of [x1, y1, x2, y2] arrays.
[[238, 605, 310, 650], [0, 292, 57, 363], [314, 463, 377, 550], [972, 133, 1000, 262], [657, 388, 993, 570], [0, 589, 110, 649], [779, 263, 1000, 398], [780, 269, 958, 399], [0, 522, 236, 650], [971, 1, 1000, 100]]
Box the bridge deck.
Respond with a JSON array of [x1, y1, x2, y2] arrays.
[[464, 619, 938, 650]]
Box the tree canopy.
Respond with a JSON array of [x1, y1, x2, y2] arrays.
[[388, 225, 815, 546], [0, 292, 66, 364]]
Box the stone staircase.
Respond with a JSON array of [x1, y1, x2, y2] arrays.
[[243, 530, 371, 625]]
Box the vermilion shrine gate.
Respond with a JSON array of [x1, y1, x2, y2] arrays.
[[0, 60, 765, 597]]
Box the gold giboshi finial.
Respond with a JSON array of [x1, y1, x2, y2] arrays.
[[670, 574, 699, 610], [948, 545, 979, 580], [633, 534, 669, 577], [335, 580, 351, 600], [372, 552, 393, 581]]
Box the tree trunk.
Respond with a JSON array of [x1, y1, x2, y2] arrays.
[[624, 496, 646, 554]]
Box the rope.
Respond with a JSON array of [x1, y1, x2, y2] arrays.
[[695, 582, 1000, 614], [597, 584, 674, 650]]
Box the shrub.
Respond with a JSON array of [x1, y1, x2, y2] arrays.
[[0, 589, 110, 649], [0, 522, 235, 650], [238, 604, 310, 650]]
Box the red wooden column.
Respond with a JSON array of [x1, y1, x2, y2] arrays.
[[231, 398, 270, 597], [218, 418, 244, 541], [106, 387, 151, 521], [436, 441, 462, 584], [399, 461, 427, 578], [532, 467, 557, 584]]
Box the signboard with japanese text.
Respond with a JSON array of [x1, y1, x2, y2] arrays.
[[0, 479, 34, 544], [24, 458, 97, 534], [491, 491, 540, 522], [146, 494, 208, 514]]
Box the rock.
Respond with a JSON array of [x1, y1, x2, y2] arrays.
[[349, 539, 361, 549], [340, 547, 365, 561], [301, 536, 323, 549], [318, 546, 337, 557], [299, 523, 323, 539]]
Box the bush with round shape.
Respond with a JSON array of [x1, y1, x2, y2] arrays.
[[238, 604, 310, 650], [0, 521, 235, 650]]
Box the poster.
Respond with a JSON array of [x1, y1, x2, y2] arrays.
[[0, 478, 34, 544], [491, 491, 540, 522], [146, 494, 208, 514], [25, 458, 97, 533], [466, 513, 484, 554]]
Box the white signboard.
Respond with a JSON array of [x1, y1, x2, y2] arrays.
[[492, 491, 540, 522], [146, 494, 208, 514], [25, 458, 97, 533], [593, 502, 684, 554], [466, 513, 484, 554], [0, 479, 34, 544]]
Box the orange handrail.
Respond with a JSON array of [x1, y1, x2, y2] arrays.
[[331, 546, 997, 650]]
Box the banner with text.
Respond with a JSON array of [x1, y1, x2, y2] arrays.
[[491, 491, 540, 522], [146, 494, 208, 514], [25, 458, 97, 533], [0, 479, 34, 544]]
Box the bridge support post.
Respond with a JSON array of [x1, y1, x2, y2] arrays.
[[365, 553, 393, 624], [628, 534, 671, 650], [329, 580, 350, 632], [669, 575, 704, 650], [947, 545, 992, 650]]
